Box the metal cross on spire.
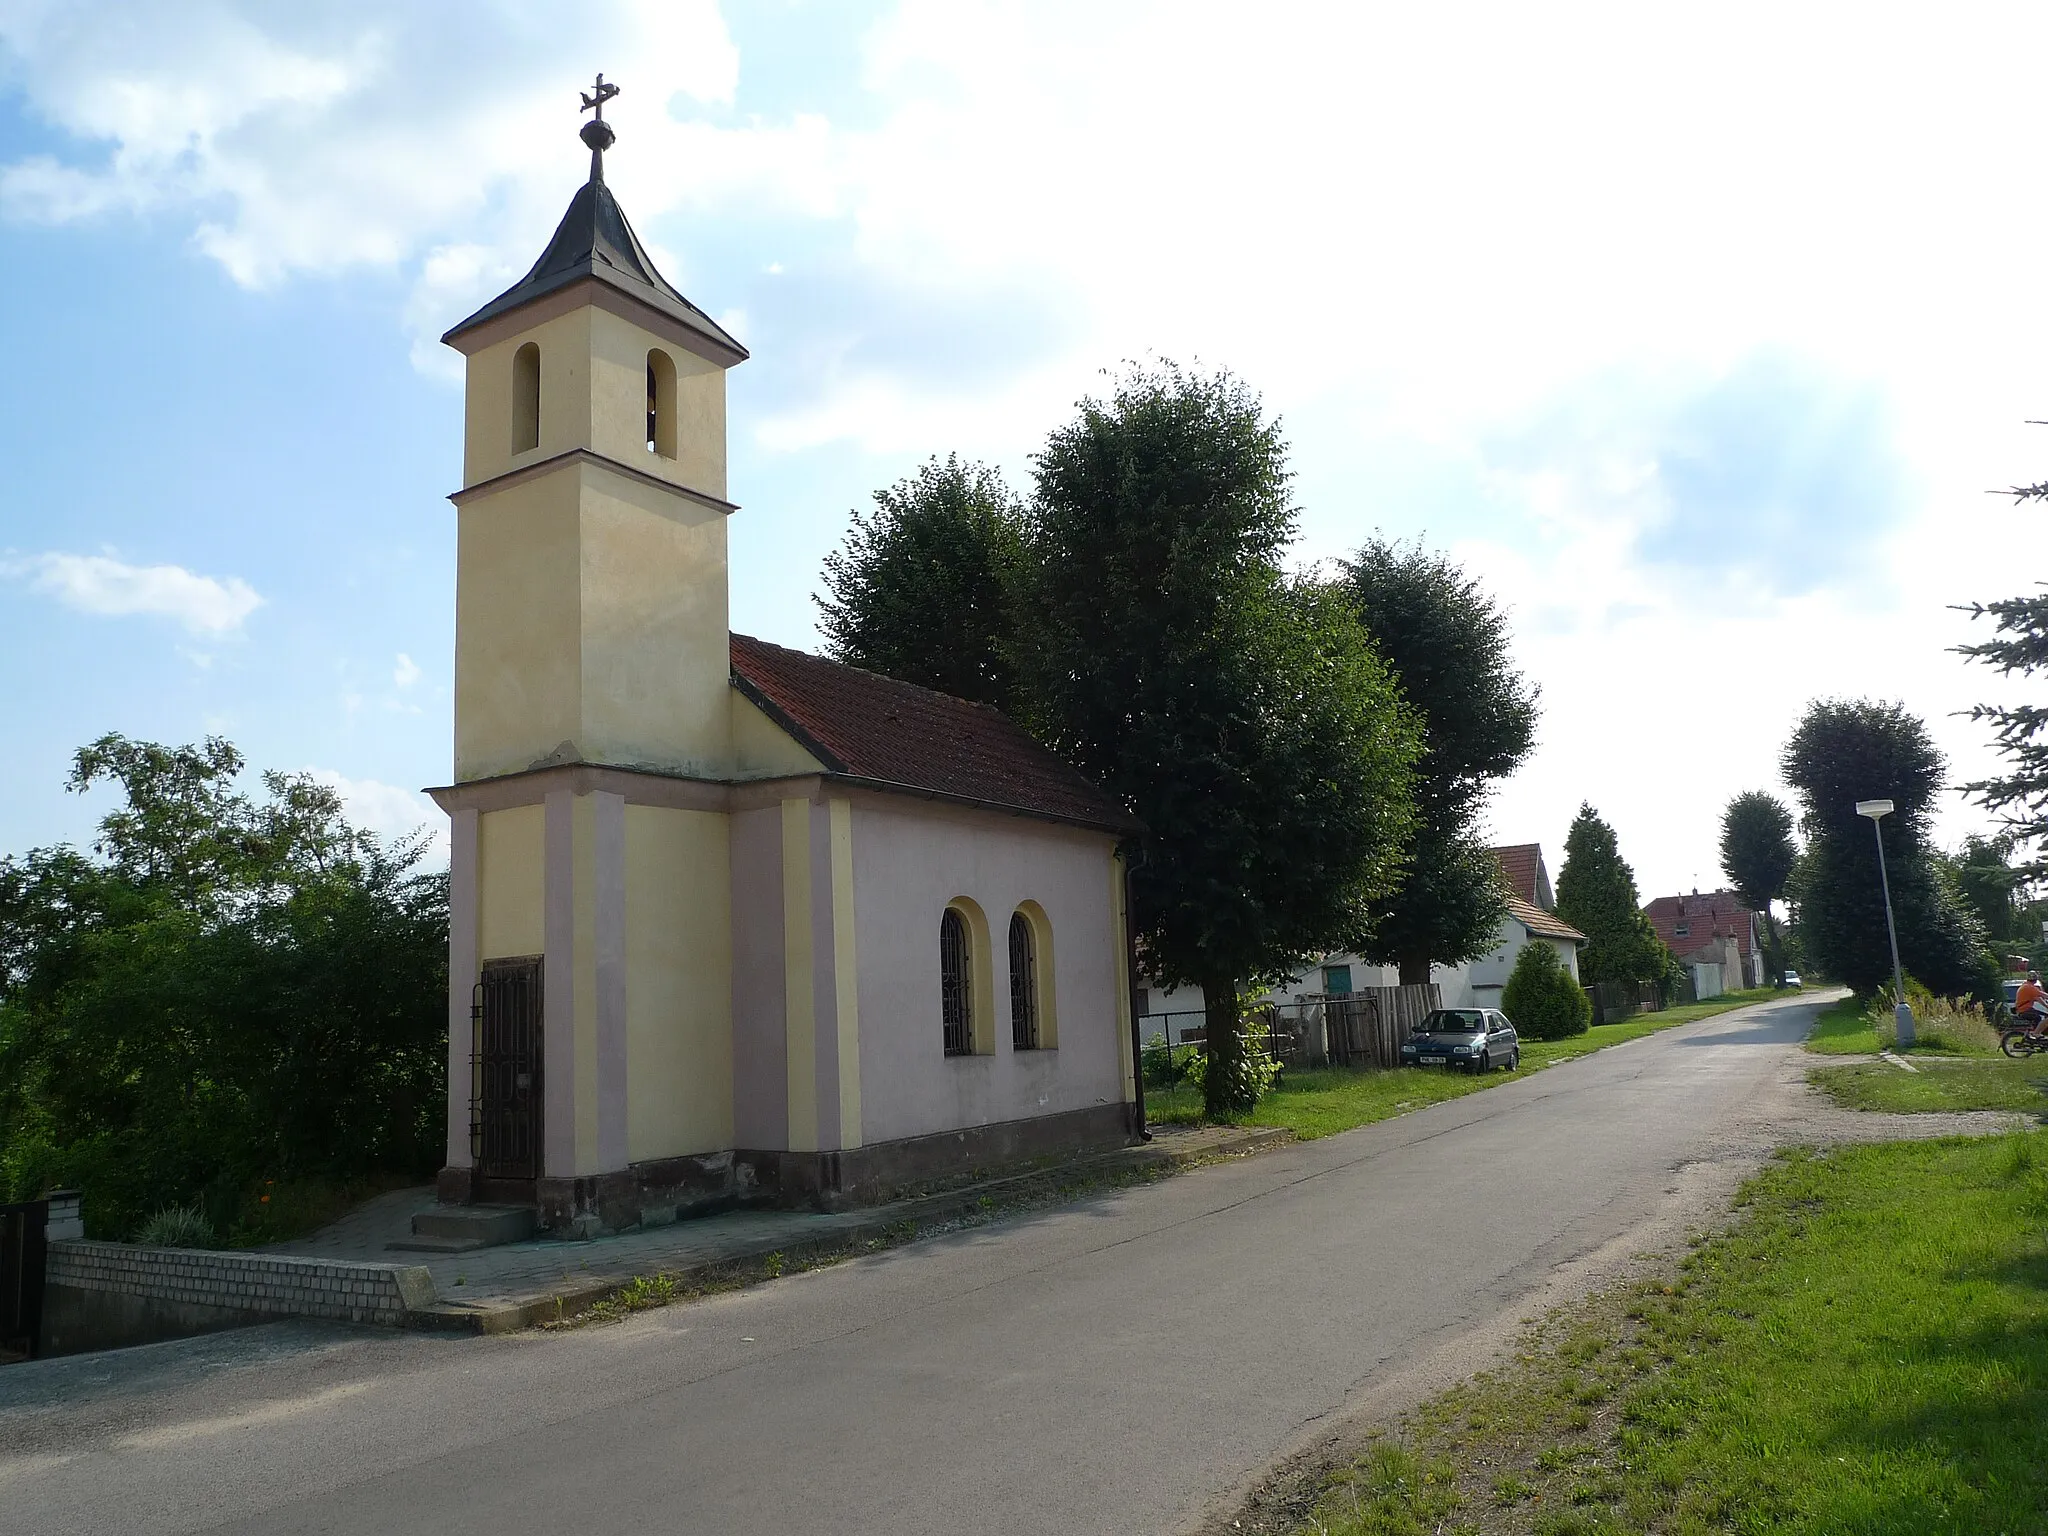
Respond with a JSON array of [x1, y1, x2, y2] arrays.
[[581, 73, 620, 122], [578, 72, 620, 181]]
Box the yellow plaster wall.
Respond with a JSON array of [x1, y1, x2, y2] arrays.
[[573, 795, 599, 1174], [587, 309, 728, 499], [455, 473, 583, 782], [577, 465, 732, 775], [624, 803, 735, 1161], [462, 307, 596, 486], [732, 693, 824, 778], [477, 804, 545, 959]]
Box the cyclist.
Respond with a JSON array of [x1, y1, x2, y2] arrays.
[[2014, 972, 2048, 1040]]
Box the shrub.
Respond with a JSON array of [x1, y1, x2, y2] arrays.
[[1502, 942, 1592, 1040], [1866, 983, 2003, 1055], [1187, 1039, 1282, 1116], [134, 1202, 213, 1249]]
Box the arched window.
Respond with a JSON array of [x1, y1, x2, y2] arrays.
[[1009, 902, 1058, 1049], [940, 908, 972, 1056], [645, 348, 677, 459], [512, 342, 541, 453], [1009, 912, 1039, 1050]]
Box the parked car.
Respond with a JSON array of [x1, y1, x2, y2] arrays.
[[1782, 971, 1802, 988], [1399, 1008, 1520, 1073]]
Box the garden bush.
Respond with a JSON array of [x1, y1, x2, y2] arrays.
[[1501, 941, 1591, 1040]]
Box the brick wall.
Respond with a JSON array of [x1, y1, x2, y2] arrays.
[[47, 1240, 437, 1328]]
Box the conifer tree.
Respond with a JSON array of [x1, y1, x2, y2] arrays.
[[1554, 803, 1668, 986]]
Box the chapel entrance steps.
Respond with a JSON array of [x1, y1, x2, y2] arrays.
[[386, 1204, 536, 1255]]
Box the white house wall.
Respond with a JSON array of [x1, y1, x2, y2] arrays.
[[848, 797, 1128, 1145]]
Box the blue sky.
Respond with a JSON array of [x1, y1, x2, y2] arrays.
[[2, 1, 2043, 896]]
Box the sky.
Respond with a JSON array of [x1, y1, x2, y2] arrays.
[[1, 0, 2043, 900]]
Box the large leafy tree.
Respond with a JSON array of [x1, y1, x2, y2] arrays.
[[1016, 363, 1422, 1115], [1719, 790, 1797, 982], [1779, 699, 1982, 995], [0, 735, 447, 1238], [1555, 804, 1668, 986], [1719, 791, 1797, 912], [815, 454, 1025, 711], [1338, 539, 1539, 985]]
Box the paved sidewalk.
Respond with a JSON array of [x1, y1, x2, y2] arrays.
[[267, 1122, 1286, 1331]]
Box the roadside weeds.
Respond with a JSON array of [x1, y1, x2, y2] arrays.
[[1251, 1132, 2048, 1536]]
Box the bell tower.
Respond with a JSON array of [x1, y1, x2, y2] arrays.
[[430, 78, 750, 1219], [441, 75, 748, 783]]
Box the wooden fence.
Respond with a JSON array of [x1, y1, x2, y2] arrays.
[[1137, 982, 1445, 1073]]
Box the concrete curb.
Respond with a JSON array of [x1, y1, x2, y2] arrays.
[[404, 1125, 1293, 1334]]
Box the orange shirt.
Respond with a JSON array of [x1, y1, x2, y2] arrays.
[[2015, 981, 2045, 1013]]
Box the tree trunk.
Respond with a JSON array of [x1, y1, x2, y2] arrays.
[[1200, 976, 1243, 1120], [1398, 951, 1432, 988]]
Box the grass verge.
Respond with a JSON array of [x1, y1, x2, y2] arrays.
[[1277, 1132, 2048, 1536], [1148, 988, 1796, 1140], [1808, 1058, 2048, 1115], [1804, 993, 1883, 1056]]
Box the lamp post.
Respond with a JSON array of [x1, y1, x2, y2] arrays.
[[1855, 798, 1914, 1050]]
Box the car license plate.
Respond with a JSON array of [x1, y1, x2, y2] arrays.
[[1419, 1054, 1445, 1064]]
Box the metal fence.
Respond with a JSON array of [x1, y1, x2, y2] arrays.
[[1136, 983, 1444, 1073]]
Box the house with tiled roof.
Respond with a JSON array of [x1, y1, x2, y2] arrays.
[[1138, 843, 1585, 1034], [425, 111, 1141, 1236], [1643, 889, 1764, 992]]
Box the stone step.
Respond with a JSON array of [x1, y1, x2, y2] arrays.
[[403, 1203, 536, 1249], [385, 1232, 494, 1254]]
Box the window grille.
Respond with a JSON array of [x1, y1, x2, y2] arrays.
[[941, 909, 972, 1055], [1010, 911, 1039, 1050]]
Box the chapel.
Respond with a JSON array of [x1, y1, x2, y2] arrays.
[[426, 82, 1141, 1234]]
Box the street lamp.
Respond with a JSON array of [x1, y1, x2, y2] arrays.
[[1855, 798, 1915, 1050]]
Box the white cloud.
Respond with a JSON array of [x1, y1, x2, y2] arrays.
[[10, 1, 2048, 896], [3, 551, 262, 634], [306, 768, 447, 866], [393, 652, 421, 689]]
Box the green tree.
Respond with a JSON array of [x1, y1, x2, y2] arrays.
[[1500, 939, 1591, 1040], [1952, 834, 2024, 945], [1720, 789, 1798, 983], [815, 454, 1025, 711], [1016, 362, 1422, 1116], [0, 735, 447, 1238], [1338, 539, 1539, 985], [1554, 804, 1669, 986], [1779, 699, 1983, 996]]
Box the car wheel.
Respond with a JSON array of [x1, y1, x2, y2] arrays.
[[1476, 1052, 1490, 1074], [1510, 1047, 1521, 1071]]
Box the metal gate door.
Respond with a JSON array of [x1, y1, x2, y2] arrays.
[[471, 957, 544, 1183], [0, 1199, 47, 1361]]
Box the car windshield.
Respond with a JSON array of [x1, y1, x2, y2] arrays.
[[1418, 1010, 1486, 1034]]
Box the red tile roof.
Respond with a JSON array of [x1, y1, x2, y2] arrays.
[[730, 634, 1135, 834], [1492, 843, 1546, 906], [1643, 890, 1759, 960]]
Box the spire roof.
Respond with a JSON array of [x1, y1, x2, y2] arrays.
[[442, 79, 746, 361]]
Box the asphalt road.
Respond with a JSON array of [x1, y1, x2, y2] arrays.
[[4, 994, 1879, 1535]]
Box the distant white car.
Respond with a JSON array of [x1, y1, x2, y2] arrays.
[[1781, 971, 1802, 988]]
